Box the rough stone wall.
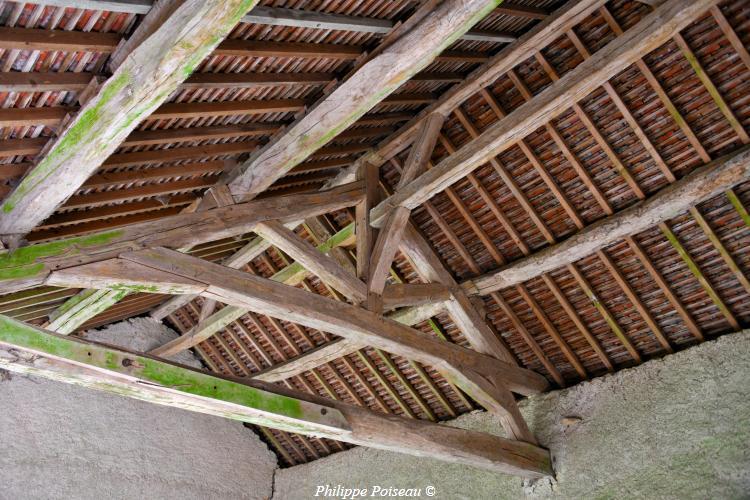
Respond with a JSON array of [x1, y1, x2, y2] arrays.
[[0, 318, 277, 500], [274, 331, 750, 500]]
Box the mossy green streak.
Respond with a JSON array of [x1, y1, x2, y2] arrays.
[[0, 230, 123, 281], [2, 72, 131, 213], [0, 314, 342, 434]]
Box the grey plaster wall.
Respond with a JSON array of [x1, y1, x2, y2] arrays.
[[0, 318, 277, 500], [274, 331, 750, 500]]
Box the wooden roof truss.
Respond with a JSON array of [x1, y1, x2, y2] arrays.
[[0, 0, 748, 475]]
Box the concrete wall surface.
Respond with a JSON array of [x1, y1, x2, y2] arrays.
[[274, 331, 750, 500], [0, 318, 277, 500]]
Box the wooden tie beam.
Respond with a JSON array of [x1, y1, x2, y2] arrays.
[[0, 182, 364, 294], [0, 315, 551, 478]]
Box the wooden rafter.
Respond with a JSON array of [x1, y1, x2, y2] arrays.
[[340, 0, 610, 177], [0, 0, 259, 242], [368, 0, 722, 227], [223, 0, 502, 202]]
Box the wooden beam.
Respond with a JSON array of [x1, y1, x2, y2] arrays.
[[47, 258, 208, 295], [151, 218, 344, 322], [252, 337, 360, 382], [224, 0, 502, 202], [0, 25, 120, 52], [254, 220, 367, 303], [339, 0, 609, 178], [494, 3, 549, 19], [0, 315, 552, 477], [382, 283, 450, 310], [150, 99, 306, 121], [0, 25, 487, 63], [100, 142, 258, 168], [0, 0, 259, 241], [0, 182, 363, 294], [368, 0, 720, 226], [465, 146, 750, 296], [0, 72, 334, 92], [253, 301, 446, 383], [57, 247, 549, 397], [46, 288, 128, 335]]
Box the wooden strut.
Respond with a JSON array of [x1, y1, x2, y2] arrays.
[[45, 247, 547, 440], [0, 315, 552, 478]]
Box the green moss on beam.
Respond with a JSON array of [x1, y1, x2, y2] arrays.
[[0, 230, 123, 281], [726, 189, 750, 228], [48, 289, 129, 335], [0, 314, 349, 435]]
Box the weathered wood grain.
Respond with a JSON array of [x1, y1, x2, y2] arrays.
[[369, 0, 720, 226], [0, 0, 259, 239], [0, 314, 552, 477]]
